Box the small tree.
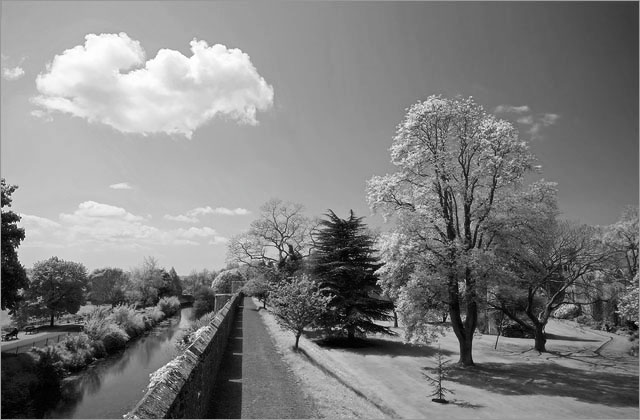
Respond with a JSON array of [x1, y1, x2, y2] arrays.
[[270, 275, 331, 349], [211, 268, 244, 294], [422, 347, 454, 404], [242, 275, 271, 308]]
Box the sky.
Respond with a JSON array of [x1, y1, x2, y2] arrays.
[[1, 1, 638, 275]]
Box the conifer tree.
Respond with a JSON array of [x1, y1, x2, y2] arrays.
[[423, 347, 454, 404], [311, 209, 394, 339]]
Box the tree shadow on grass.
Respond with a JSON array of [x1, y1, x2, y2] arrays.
[[545, 333, 601, 342], [313, 336, 455, 358], [448, 361, 638, 407]]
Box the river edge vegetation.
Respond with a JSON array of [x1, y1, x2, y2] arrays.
[[1, 297, 180, 418]]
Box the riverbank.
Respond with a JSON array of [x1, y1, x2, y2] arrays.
[[1, 298, 184, 418]]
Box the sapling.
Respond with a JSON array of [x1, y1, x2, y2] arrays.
[[422, 346, 454, 404]]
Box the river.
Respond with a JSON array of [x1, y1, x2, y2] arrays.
[[43, 307, 193, 419]]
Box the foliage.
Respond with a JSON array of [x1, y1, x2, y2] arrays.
[[270, 275, 331, 349], [193, 286, 217, 319], [553, 303, 581, 319], [211, 268, 245, 294], [422, 347, 454, 402], [490, 219, 608, 351], [617, 274, 639, 327], [88, 267, 128, 306], [182, 268, 217, 295], [82, 306, 130, 354], [367, 95, 538, 365], [20, 256, 88, 326], [111, 304, 145, 338], [177, 310, 218, 351], [242, 275, 271, 308], [128, 256, 164, 306], [1, 178, 29, 312], [227, 198, 319, 271], [311, 210, 394, 339], [157, 296, 180, 317]]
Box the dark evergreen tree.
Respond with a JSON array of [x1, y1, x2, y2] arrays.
[[311, 209, 394, 339], [1, 178, 29, 312]]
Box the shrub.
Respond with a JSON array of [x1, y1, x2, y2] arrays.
[[101, 325, 129, 354], [193, 287, 217, 319], [211, 269, 244, 294], [142, 307, 165, 328], [553, 303, 581, 319], [110, 304, 145, 338], [157, 296, 180, 317], [500, 321, 534, 338], [177, 310, 218, 351]]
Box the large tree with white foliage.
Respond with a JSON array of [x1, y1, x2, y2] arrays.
[[367, 95, 538, 365]]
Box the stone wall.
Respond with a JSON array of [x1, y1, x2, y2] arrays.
[[125, 293, 242, 419]]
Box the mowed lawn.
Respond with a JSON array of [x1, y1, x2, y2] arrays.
[[305, 319, 638, 419], [258, 300, 638, 420]]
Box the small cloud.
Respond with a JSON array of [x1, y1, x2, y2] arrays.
[[165, 205, 251, 222], [189, 206, 250, 216], [494, 104, 530, 114], [516, 116, 534, 125], [175, 226, 220, 239], [2, 66, 25, 81], [209, 237, 229, 245], [541, 113, 560, 126], [31, 32, 274, 138], [109, 182, 133, 190], [495, 103, 560, 139], [1, 54, 26, 81], [30, 109, 53, 122], [164, 214, 199, 223]]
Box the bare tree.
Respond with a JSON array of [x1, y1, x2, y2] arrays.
[[227, 198, 319, 269]]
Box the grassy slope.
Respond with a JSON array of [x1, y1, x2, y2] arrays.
[[257, 298, 638, 419], [252, 298, 387, 418]]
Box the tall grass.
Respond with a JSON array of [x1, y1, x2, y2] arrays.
[[111, 304, 146, 338]]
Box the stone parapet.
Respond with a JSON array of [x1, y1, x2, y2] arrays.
[[125, 293, 242, 419]]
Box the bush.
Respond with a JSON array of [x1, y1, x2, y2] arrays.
[[193, 287, 217, 319], [177, 310, 218, 351], [110, 304, 145, 338], [211, 269, 244, 294], [553, 303, 581, 319], [142, 307, 165, 328], [501, 321, 534, 338], [157, 296, 180, 317], [101, 325, 129, 354]]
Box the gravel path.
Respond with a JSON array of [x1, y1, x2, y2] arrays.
[[208, 297, 317, 419]]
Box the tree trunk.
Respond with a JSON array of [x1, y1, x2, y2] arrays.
[[347, 325, 355, 340], [295, 332, 301, 350], [448, 298, 475, 366], [50, 312, 55, 327], [534, 323, 546, 352], [393, 309, 398, 328]]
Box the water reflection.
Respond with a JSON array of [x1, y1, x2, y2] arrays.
[[44, 307, 192, 419]]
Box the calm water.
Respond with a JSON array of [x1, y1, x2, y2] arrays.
[[44, 307, 193, 419]]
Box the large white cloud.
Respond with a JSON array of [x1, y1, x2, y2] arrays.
[[32, 33, 274, 138]]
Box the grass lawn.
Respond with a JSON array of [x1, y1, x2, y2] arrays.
[[257, 299, 638, 419]]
